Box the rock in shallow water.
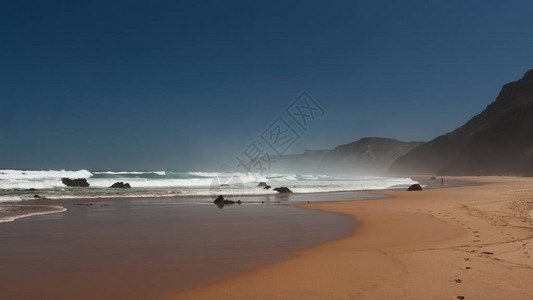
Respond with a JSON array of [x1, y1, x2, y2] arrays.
[[61, 178, 90, 187], [109, 182, 131, 189], [407, 184, 422, 191], [273, 187, 292, 193]]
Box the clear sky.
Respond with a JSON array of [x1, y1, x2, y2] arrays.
[[1, 0, 532, 170]]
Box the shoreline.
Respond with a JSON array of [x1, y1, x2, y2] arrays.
[[0, 187, 389, 224], [0, 184, 410, 202], [175, 176, 533, 299], [0, 174, 477, 206], [0, 174, 420, 223]]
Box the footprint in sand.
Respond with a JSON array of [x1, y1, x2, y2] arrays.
[[465, 266, 471, 270], [457, 296, 465, 300]]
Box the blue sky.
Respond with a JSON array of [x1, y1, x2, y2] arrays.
[[1, 0, 532, 170]]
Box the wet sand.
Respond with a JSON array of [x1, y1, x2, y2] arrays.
[[177, 176, 533, 299], [0, 193, 363, 299]]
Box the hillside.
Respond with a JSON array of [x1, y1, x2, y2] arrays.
[[390, 69, 533, 176], [271, 137, 424, 175]]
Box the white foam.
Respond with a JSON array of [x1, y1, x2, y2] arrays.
[[85, 173, 267, 189], [0, 169, 91, 180], [0, 169, 92, 190], [188, 171, 223, 177], [0, 195, 24, 203], [93, 171, 166, 175]]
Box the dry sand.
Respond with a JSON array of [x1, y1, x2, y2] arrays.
[[175, 176, 533, 300]]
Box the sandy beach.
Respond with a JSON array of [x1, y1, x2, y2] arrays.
[[176, 176, 533, 299], [4, 1, 532, 299]]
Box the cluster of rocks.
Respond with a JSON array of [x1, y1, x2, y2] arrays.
[[258, 182, 292, 193], [61, 178, 132, 189], [257, 182, 271, 189], [213, 182, 294, 209]]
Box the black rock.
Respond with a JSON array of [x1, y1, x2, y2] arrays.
[[109, 182, 131, 189], [214, 195, 225, 204], [264, 185, 271, 190], [61, 178, 90, 187], [213, 195, 237, 209], [273, 187, 292, 193], [407, 184, 422, 191], [257, 182, 268, 187]]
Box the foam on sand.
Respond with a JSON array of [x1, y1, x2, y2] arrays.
[[0, 205, 66, 223]]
